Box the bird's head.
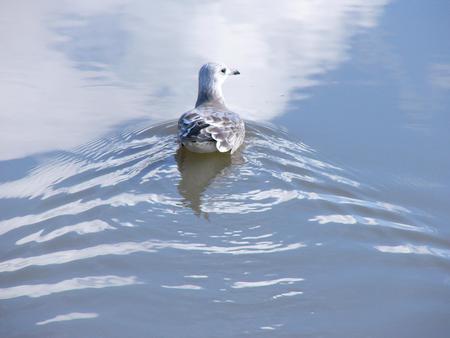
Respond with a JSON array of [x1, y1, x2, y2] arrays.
[[196, 62, 240, 107]]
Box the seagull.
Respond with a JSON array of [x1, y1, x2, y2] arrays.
[[178, 63, 245, 154]]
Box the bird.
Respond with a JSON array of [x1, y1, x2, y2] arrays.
[[178, 63, 245, 154]]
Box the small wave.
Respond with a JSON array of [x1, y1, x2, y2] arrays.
[[0, 240, 306, 273], [161, 284, 203, 290], [374, 244, 450, 258], [0, 120, 433, 315], [309, 214, 426, 233], [16, 220, 115, 245], [272, 291, 304, 299], [36, 312, 98, 326], [231, 277, 304, 289], [0, 121, 414, 224], [0, 275, 140, 300]]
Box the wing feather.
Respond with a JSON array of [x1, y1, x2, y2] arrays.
[[204, 112, 244, 153], [178, 108, 245, 153]]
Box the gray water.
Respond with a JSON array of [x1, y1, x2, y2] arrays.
[[1, 1, 449, 337]]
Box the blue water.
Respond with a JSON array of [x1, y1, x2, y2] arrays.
[[1, 1, 449, 337]]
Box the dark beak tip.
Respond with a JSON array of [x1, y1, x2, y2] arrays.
[[234, 70, 240, 75]]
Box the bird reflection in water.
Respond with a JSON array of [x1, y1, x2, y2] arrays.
[[175, 147, 243, 216]]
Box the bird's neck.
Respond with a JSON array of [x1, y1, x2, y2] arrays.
[[195, 81, 225, 108]]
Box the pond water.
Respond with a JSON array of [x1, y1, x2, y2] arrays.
[[1, 1, 449, 337]]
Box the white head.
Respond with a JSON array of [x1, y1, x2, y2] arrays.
[[196, 62, 240, 107]]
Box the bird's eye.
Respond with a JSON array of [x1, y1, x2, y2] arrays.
[[221, 68, 226, 74]]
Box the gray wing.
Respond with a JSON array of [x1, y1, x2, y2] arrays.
[[178, 109, 213, 143], [178, 107, 245, 153]]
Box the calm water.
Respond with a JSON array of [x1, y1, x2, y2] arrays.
[[1, 1, 449, 337]]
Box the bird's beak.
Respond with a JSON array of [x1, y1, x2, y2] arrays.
[[230, 69, 240, 75]]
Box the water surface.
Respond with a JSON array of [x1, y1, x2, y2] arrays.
[[1, 1, 449, 337]]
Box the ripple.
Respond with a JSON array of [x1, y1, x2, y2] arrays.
[[260, 326, 276, 330], [36, 312, 98, 326], [0, 240, 306, 273], [309, 214, 425, 233], [0, 275, 139, 300], [0, 120, 430, 324], [231, 277, 304, 289], [0, 121, 415, 226], [16, 220, 115, 245], [374, 244, 450, 258], [0, 192, 182, 236], [161, 284, 203, 290], [272, 291, 304, 299]]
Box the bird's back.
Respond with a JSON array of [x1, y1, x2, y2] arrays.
[[178, 105, 245, 154]]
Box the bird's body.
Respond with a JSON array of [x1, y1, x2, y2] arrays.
[[178, 63, 245, 154]]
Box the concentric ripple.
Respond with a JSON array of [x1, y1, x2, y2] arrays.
[[0, 120, 439, 335]]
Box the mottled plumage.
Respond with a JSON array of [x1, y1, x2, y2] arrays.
[[178, 63, 245, 154]]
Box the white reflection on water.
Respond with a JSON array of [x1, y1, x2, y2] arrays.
[[36, 312, 98, 326], [0, 122, 416, 237], [0, 0, 389, 159], [16, 220, 115, 245], [0, 188, 410, 236], [0, 240, 306, 273], [260, 326, 277, 331], [272, 291, 303, 299], [0, 192, 182, 236], [184, 275, 208, 279], [0, 275, 139, 300], [231, 277, 304, 289], [161, 284, 203, 290], [374, 244, 450, 258], [0, 132, 178, 200], [308, 214, 425, 233]]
